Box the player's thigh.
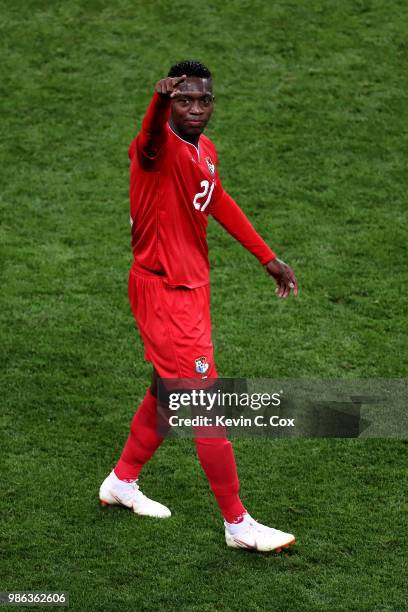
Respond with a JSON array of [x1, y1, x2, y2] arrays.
[[128, 270, 170, 367], [129, 272, 216, 378], [163, 283, 217, 379]]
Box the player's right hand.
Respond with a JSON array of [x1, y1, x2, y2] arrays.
[[155, 75, 187, 98]]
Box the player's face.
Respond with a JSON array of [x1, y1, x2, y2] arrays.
[[170, 77, 214, 141]]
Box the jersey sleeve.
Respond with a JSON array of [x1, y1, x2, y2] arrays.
[[210, 177, 276, 265], [128, 92, 171, 164]]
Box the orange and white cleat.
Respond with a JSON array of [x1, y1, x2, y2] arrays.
[[99, 470, 171, 519], [225, 514, 295, 552]]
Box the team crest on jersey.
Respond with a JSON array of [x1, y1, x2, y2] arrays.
[[195, 356, 209, 374], [206, 156, 215, 176]]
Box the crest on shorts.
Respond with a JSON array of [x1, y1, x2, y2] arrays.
[[195, 356, 209, 374], [206, 156, 215, 176]]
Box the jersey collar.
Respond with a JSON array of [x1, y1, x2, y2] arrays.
[[168, 124, 200, 160]]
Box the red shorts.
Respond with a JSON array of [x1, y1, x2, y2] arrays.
[[128, 266, 217, 379]]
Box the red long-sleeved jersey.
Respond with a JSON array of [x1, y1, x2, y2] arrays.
[[128, 92, 276, 288]]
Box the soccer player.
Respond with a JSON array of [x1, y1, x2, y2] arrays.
[[100, 60, 298, 552]]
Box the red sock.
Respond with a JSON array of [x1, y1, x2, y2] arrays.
[[114, 389, 164, 481], [195, 437, 246, 523]]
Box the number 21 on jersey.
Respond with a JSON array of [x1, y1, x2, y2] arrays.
[[193, 180, 215, 212]]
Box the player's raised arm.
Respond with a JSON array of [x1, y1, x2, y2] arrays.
[[210, 191, 298, 298], [132, 75, 187, 161]]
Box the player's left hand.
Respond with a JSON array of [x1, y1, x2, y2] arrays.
[[264, 258, 298, 298]]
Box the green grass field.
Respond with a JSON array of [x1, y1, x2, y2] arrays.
[[1, 0, 407, 610]]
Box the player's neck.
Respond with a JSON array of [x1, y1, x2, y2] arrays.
[[169, 120, 200, 147]]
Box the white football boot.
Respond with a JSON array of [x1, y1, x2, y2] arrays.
[[99, 470, 171, 518], [225, 513, 295, 552]]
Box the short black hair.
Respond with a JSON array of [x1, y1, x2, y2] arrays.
[[168, 60, 211, 79]]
